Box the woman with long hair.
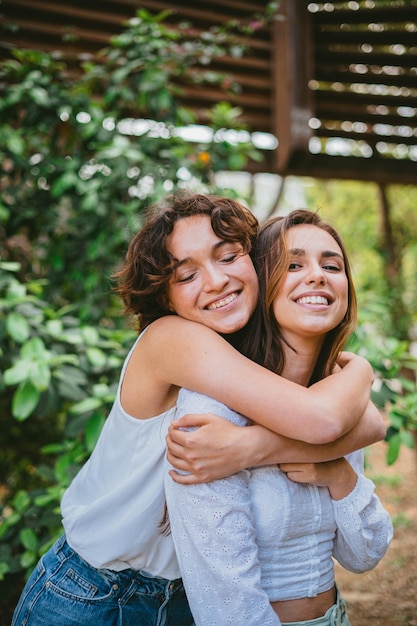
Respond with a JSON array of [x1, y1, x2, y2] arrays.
[[165, 209, 393, 625]]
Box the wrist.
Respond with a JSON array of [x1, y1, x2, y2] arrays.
[[242, 425, 284, 467], [329, 458, 358, 500]]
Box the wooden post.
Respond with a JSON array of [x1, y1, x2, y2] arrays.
[[271, 0, 314, 173]]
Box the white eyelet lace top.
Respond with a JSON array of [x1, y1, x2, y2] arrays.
[[164, 389, 393, 626]]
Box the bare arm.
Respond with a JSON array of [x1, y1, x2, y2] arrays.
[[166, 401, 385, 484], [144, 316, 374, 444]]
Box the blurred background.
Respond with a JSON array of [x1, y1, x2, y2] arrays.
[[1, 2, 416, 623]]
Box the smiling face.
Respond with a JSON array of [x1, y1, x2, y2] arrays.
[[272, 224, 349, 348], [166, 215, 259, 334]]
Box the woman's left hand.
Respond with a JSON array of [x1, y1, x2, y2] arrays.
[[278, 457, 357, 500]]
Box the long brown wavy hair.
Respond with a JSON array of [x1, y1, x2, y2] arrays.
[[114, 192, 259, 331], [241, 209, 357, 385]]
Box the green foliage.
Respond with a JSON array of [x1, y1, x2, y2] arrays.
[[0, 262, 135, 579], [350, 324, 417, 465], [0, 6, 273, 593], [0, 8, 265, 322]]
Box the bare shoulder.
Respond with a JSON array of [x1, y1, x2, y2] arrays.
[[143, 316, 222, 350]]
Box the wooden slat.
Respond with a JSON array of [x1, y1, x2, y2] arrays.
[[1, 0, 417, 184], [316, 89, 417, 109], [317, 128, 417, 147], [315, 49, 417, 69], [316, 107, 417, 128], [314, 68, 417, 90], [313, 29, 417, 47], [282, 152, 417, 186], [310, 6, 417, 25]]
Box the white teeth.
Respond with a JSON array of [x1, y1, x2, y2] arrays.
[[296, 296, 329, 305], [207, 293, 237, 310]]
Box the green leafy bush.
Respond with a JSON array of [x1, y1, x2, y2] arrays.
[[0, 6, 272, 608], [350, 322, 417, 465]]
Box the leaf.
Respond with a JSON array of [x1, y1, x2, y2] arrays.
[[386, 432, 401, 466], [19, 528, 39, 551], [12, 380, 40, 420], [6, 132, 25, 155], [85, 412, 105, 452], [4, 359, 31, 386], [31, 86, 49, 106], [81, 326, 100, 345], [401, 429, 415, 449], [6, 311, 30, 343], [70, 397, 102, 415], [21, 336, 47, 360], [30, 361, 51, 391], [86, 346, 107, 369], [20, 551, 37, 569], [0, 562, 10, 581], [13, 490, 31, 513]]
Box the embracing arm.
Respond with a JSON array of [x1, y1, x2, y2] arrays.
[[167, 400, 385, 484], [146, 316, 374, 444]]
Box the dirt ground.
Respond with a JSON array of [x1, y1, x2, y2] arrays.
[[335, 440, 417, 625]]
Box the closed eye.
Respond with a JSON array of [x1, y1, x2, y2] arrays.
[[177, 272, 196, 283], [221, 253, 239, 264]]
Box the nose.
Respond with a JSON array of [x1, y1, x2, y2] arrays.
[[202, 263, 229, 292], [305, 262, 326, 285]]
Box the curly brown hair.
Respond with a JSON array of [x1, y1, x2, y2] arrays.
[[114, 191, 259, 330]]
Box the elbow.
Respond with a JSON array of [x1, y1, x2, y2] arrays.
[[305, 415, 346, 444], [376, 419, 388, 442], [366, 407, 387, 444]]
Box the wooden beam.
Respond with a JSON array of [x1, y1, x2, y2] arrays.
[[271, 0, 313, 173]]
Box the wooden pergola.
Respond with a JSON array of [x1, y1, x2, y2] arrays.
[[1, 0, 417, 185]]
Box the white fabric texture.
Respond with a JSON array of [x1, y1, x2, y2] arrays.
[[164, 389, 393, 625], [61, 333, 180, 578]]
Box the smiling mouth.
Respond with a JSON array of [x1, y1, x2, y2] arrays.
[[206, 292, 238, 310], [296, 295, 330, 305]]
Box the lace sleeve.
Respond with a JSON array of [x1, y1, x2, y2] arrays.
[[332, 451, 394, 573], [164, 389, 281, 626]]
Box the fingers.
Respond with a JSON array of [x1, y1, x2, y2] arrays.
[[170, 413, 212, 430], [168, 469, 205, 485]]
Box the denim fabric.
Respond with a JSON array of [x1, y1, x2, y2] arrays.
[[12, 535, 194, 626], [281, 590, 350, 626]]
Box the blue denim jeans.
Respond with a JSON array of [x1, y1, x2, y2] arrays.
[[12, 535, 194, 626]]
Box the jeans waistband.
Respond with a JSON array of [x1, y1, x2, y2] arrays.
[[54, 535, 183, 592]]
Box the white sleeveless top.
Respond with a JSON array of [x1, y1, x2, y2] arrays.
[[61, 333, 180, 578]]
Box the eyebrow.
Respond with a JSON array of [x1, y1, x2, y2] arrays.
[[172, 240, 233, 269], [289, 248, 344, 262]]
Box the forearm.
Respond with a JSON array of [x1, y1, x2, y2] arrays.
[[305, 355, 374, 440], [235, 401, 385, 467], [151, 319, 374, 443], [167, 401, 385, 483]]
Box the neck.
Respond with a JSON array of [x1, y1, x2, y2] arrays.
[[281, 336, 323, 387]]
